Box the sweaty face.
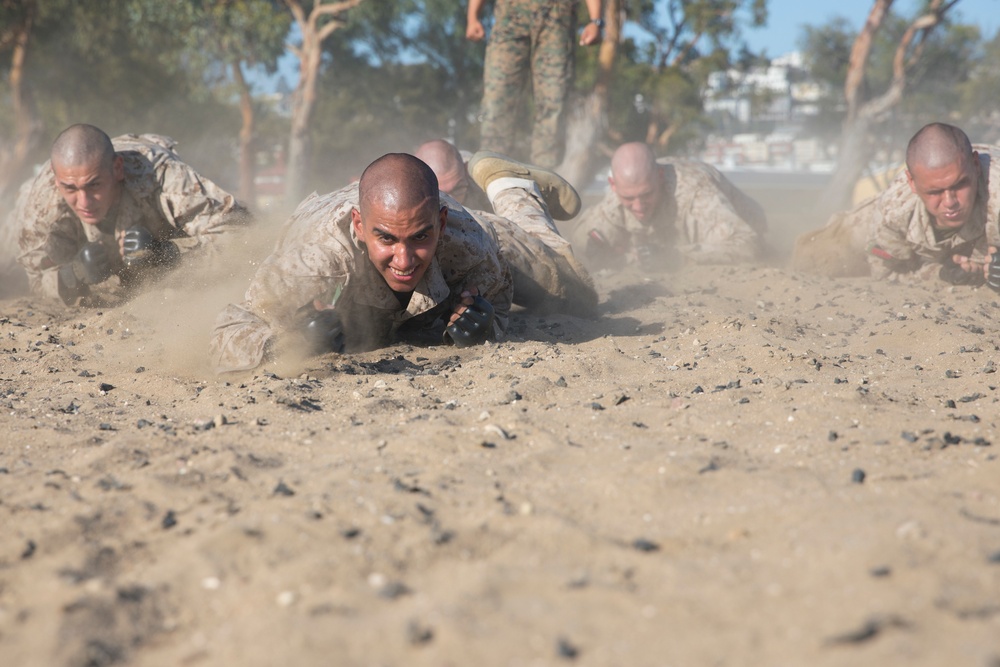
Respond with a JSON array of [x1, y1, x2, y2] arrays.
[[611, 174, 663, 223], [352, 200, 446, 293], [53, 155, 124, 226], [906, 153, 980, 229]]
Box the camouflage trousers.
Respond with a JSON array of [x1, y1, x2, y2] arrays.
[[480, 1, 575, 168], [488, 185, 597, 316]]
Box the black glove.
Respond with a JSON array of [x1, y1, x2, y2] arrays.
[[987, 253, 1000, 293], [939, 259, 985, 286], [300, 308, 346, 355], [444, 295, 495, 348], [122, 226, 180, 269], [58, 242, 113, 297]]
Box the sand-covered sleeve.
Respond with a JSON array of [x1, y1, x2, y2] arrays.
[[210, 192, 354, 372], [15, 170, 89, 302], [676, 167, 762, 265], [567, 191, 630, 266], [153, 157, 251, 254]]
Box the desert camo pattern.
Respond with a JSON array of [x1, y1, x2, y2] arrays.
[[16, 133, 249, 302], [479, 0, 576, 167], [570, 159, 767, 268]]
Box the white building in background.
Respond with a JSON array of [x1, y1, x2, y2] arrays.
[[700, 52, 833, 172]]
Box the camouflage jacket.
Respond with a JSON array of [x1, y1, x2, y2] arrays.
[[867, 144, 1000, 279], [570, 159, 766, 269], [210, 183, 513, 373], [17, 133, 250, 302]]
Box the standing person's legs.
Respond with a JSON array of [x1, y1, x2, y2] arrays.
[[480, 14, 532, 157], [528, 3, 574, 167]]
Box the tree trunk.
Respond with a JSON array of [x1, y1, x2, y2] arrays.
[[231, 59, 257, 208], [284, 0, 364, 205], [556, 0, 621, 191], [819, 0, 957, 215], [0, 1, 40, 205]]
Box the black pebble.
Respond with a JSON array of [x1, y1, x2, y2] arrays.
[[869, 565, 891, 577], [135, 367, 145, 373], [99, 423, 114, 431], [136, 419, 152, 429], [21, 540, 36, 559], [273, 481, 295, 496], [851, 469, 866, 484], [632, 538, 660, 553], [944, 399, 957, 408], [988, 551, 1000, 564], [556, 637, 579, 660], [692, 385, 704, 394], [901, 432, 918, 443], [162, 510, 177, 529], [407, 620, 434, 645], [378, 581, 411, 599], [341, 527, 361, 539], [99, 383, 114, 392], [828, 431, 838, 442]]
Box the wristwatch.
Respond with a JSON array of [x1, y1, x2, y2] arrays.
[[589, 18, 604, 28]]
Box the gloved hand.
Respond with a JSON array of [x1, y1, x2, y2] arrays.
[[939, 258, 985, 286], [300, 308, 346, 355], [58, 242, 113, 292], [122, 226, 179, 269], [987, 253, 1000, 293], [444, 295, 495, 348]]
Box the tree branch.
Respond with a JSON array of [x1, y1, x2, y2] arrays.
[[844, 0, 894, 119]]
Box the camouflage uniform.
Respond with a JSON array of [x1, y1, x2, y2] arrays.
[[211, 181, 597, 371], [479, 0, 576, 167], [864, 144, 1000, 280], [16, 134, 250, 303], [570, 159, 767, 269]]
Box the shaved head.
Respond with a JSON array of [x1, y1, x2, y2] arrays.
[[359, 153, 440, 218], [608, 142, 665, 223], [413, 139, 471, 203], [611, 142, 659, 188], [50, 124, 115, 171], [906, 123, 974, 173], [414, 140, 463, 180]]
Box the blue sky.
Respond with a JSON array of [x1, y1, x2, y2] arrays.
[[742, 0, 1000, 56]]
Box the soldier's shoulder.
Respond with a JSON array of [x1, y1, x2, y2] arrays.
[[439, 204, 502, 271], [112, 134, 181, 157], [873, 172, 919, 224], [18, 163, 66, 221], [272, 183, 359, 249]]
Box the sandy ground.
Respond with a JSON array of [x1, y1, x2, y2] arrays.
[[1, 189, 999, 667]]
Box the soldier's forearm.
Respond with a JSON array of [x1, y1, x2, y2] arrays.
[[468, 0, 485, 21], [584, 0, 602, 21]]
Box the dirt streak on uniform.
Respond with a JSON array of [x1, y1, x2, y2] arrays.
[[480, 0, 576, 167], [864, 144, 1000, 279], [570, 159, 766, 268], [17, 134, 249, 302]]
